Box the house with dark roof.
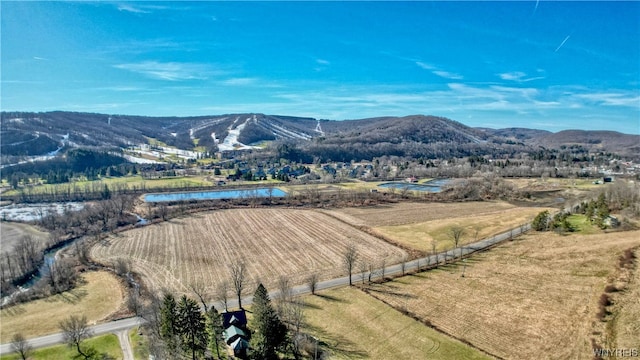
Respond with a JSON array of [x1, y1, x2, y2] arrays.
[[221, 310, 250, 359]]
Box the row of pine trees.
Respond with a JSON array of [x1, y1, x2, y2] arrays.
[[157, 283, 288, 360]]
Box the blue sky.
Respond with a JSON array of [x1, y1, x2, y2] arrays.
[[2, 1, 639, 134]]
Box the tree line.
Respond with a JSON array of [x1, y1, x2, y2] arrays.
[[532, 181, 639, 232]]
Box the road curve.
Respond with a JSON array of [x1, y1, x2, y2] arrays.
[[0, 224, 529, 355], [0, 317, 143, 355]]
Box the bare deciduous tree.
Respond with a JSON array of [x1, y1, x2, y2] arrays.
[[368, 263, 376, 283], [359, 261, 368, 284], [11, 333, 32, 360], [400, 255, 408, 276], [277, 275, 292, 304], [431, 240, 439, 268], [113, 257, 131, 276], [215, 280, 230, 312], [229, 260, 246, 309], [190, 281, 209, 313], [306, 273, 319, 295], [59, 315, 94, 359], [343, 244, 358, 286], [127, 287, 142, 316], [449, 226, 465, 259]]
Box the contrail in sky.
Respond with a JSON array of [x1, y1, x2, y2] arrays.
[[534, 0, 539, 13], [555, 35, 570, 52]]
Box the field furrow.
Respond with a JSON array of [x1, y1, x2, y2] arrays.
[[90, 208, 406, 299]]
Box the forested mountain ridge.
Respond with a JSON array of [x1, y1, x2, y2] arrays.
[[1, 111, 638, 161]]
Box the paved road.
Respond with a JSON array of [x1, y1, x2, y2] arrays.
[[0, 224, 529, 355], [0, 317, 143, 355]]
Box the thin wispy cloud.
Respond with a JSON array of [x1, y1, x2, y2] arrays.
[[416, 61, 435, 70], [416, 62, 463, 80], [498, 71, 545, 82], [555, 35, 571, 52], [116, 3, 175, 14], [499, 71, 526, 81], [3, 2, 637, 133], [97, 86, 146, 92], [117, 4, 150, 14], [573, 92, 640, 106], [113, 61, 211, 81], [433, 70, 464, 80], [221, 78, 258, 86]]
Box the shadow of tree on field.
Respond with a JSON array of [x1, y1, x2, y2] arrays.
[[303, 323, 368, 359], [57, 287, 88, 304], [301, 301, 323, 310], [314, 293, 345, 303], [1, 304, 26, 316], [363, 286, 416, 299]]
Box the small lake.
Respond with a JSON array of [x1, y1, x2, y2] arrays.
[[144, 188, 287, 202], [378, 179, 451, 192]]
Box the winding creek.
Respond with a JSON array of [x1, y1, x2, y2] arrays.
[[2, 187, 287, 301]]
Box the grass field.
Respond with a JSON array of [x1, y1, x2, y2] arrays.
[[0, 271, 124, 341], [129, 327, 150, 360], [0, 222, 49, 255], [302, 287, 491, 359], [612, 247, 640, 349], [365, 230, 640, 360], [323, 201, 554, 253], [566, 214, 602, 235], [90, 208, 407, 299], [505, 177, 603, 191], [1, 175, 214, 197], [0, 334, 122, 360]]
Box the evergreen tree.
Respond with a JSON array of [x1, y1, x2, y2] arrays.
[[206, 307, 224, 359], [251, 284, 287, 360], [532, 210, 550, 231], [177, 295, 207, 360], [101, 183, 111, 200], [160, 293, 180, 356]]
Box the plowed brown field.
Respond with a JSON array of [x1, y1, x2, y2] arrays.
[[90, 209, 407, 299]]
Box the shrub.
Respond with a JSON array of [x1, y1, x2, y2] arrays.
[[532, 210, 550, 231], [596, 294, 612, 321], [618, 249, 637, 269]]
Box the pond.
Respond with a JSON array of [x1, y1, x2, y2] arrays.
[[143, 187, 288, 202], [378, 179, 452, 192]]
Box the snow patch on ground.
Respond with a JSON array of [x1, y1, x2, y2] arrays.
[[217, 116, 260, 151], [123, 154, 165, 164], [270, 124, 312, 140], [315, 119, 324, 135]]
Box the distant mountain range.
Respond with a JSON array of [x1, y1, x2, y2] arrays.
[[1, 111, 638, 160]]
